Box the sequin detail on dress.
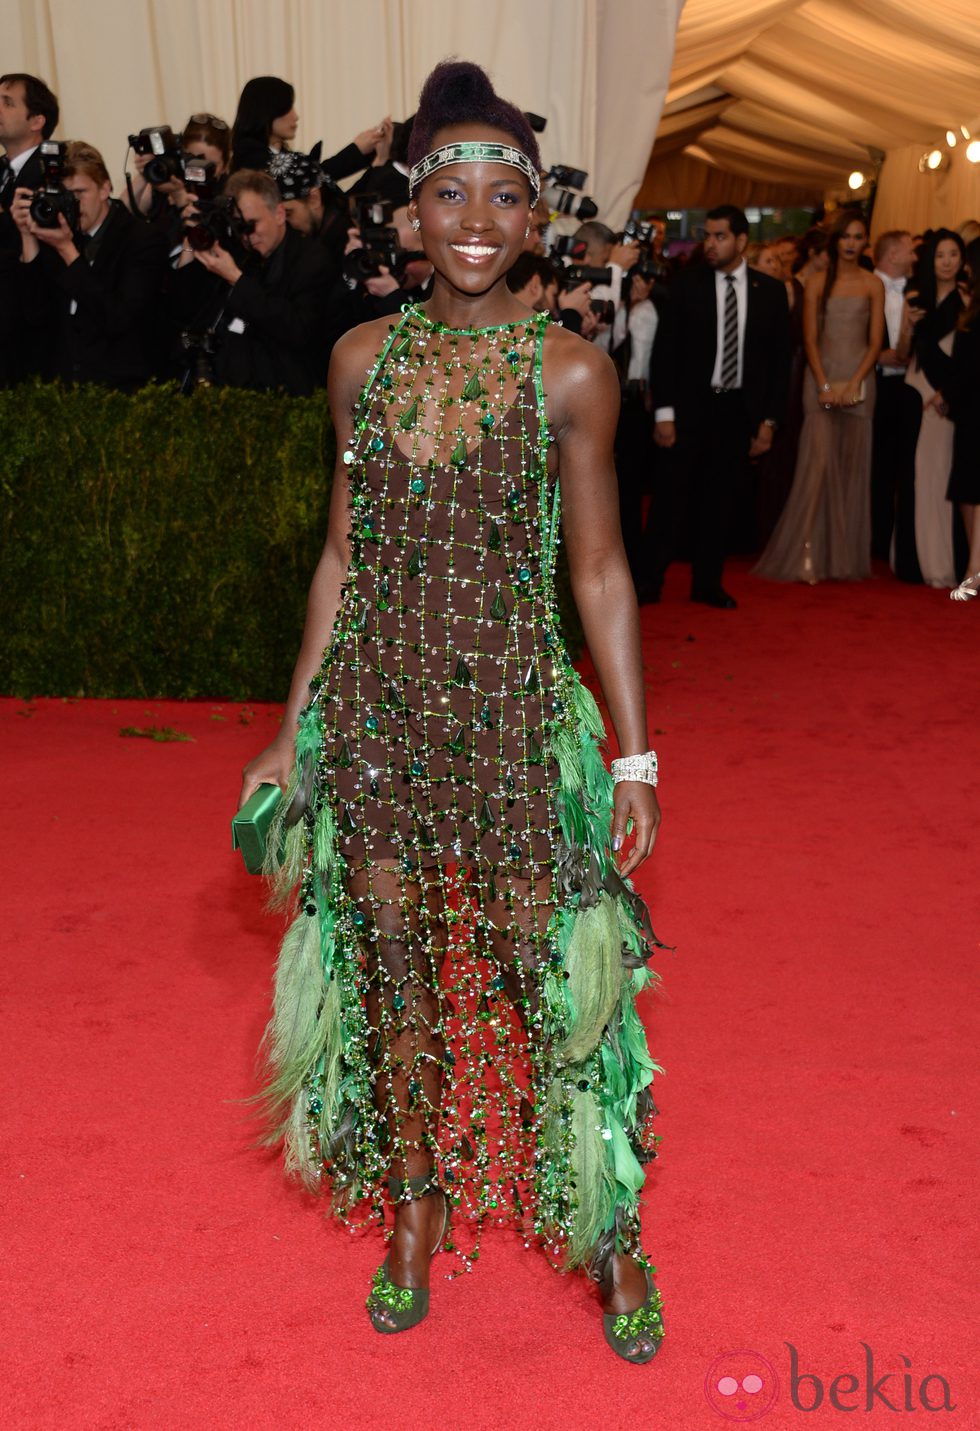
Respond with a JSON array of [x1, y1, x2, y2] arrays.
[[256, 304, 665, 1276]]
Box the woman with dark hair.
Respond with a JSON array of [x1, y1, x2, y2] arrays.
[[125, 113, 231, 229], [238, 59, 666, 1363], [754, 209, 884, 581], [231, 74, 389, 183], [945, 273, 980, 598], [893, 228, 966, 586]]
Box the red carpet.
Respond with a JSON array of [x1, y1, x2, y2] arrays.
[[3, 560, 977, 1429]]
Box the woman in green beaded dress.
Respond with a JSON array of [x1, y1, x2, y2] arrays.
[[239, 60, 666, 1362]]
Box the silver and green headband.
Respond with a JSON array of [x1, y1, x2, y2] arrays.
[[408, 142, 540, 203]]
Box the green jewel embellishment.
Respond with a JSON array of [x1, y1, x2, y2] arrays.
[[517, 566, 531, 583], [386, 682, 405, 710], [392, 992, 406, 1012], [479, 701, 494, 729], [451, 653, 473, 686], [461, 373, 484, 401], [487, 871, 498, 902], [370, 778, 379, 797], [506, 348, 520, 363], [410, 759, 425, 777], [352, 910, 366, 927], [399, 397, 419, 430], [407, 543, 424, 577], [365, 715, 379, 732], [342, 449, 355, 465], [527, 734, 543, 764], [409, 475, 427, 496], [341, 805, 358, 836], [380, 372, 393, 388], [367, 1263, 415, 1313], [480, 411, 495, 432], [489, 587, 507, 621], [352, 605, 368, 632], [448, 725, 467, 756], [486, 520, 502, 552], [522, 663, 539, 695], [370, 435, 385, 452], [507, 842, 521, 860], [335, 737, 353, 769], [611, 1291, 664, 1344], [392, 335, 411, 360], [478, 797, 495, 833], [450, 436, 469, 467]]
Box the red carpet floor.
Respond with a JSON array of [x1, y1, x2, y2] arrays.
[[3, 560, 977, 1430]]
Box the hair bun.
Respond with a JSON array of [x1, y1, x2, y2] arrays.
[[407, 59, 541, 174]]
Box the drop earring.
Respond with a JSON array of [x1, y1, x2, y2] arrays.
[[411, 217, 421, 232]]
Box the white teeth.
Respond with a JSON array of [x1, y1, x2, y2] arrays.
[[450, 244, 498, 257]]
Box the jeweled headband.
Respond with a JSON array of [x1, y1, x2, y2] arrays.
[[408, 141, 540, 204]]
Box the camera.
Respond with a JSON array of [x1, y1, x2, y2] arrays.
[[181, 156, 219, 203], [128, 125, 183, 186], [541, 164, 598, 221], [343, 193, 420, 283], [620, 216, 668, 280], [183, 195, 255, 253], [560, 262, 614, 288], [28, 141, 80, 232]]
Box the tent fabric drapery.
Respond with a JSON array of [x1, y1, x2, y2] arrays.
[[640, 0, 980, 228], [4, 0, 682, 228]]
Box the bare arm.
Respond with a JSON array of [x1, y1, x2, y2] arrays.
[[802, 273, 829, 390], [238, 319, 387, 806], [850, 278, 886, 387], [548, 328, 660, 877]]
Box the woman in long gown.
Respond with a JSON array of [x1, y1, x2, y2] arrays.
[[238, 62, 666, 1362], [895, 230, 965, 587], [754, 210, 884, 582], [946, 271, 980, 599]]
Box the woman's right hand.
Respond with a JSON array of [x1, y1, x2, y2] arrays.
[[239, 733, 296, 810]]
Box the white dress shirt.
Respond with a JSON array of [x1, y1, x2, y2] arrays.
[[590, 261, 627, 352], [655, 259, 748, 423], [875, 269, 907, 377], [612, 298, 659, 381], [8, 144, 40, 179]]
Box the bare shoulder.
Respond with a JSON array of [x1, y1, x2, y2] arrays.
[[542, 323, 619, 430]]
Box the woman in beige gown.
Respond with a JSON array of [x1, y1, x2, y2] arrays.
[[754, 211, 884, 582]]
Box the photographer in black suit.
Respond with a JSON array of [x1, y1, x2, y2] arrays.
[[650, 205, 790, 607], [173, 168, 333, 395], [12, 141, 168, 390], [0, 73, 59, 384]]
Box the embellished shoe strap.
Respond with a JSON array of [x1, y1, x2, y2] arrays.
[[388, 1168, 441, 1202]]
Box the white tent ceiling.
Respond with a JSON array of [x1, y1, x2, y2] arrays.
[[638, 0, 980, 224]]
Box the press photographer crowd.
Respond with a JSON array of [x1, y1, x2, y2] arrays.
[[2, 70, 979, 600]]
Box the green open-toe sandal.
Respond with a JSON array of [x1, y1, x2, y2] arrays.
[[602, 1265, 665, 1364], [366, 1171, 449, 1335]]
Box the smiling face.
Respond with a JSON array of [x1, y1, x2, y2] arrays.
[[408, 124, 533, 298]]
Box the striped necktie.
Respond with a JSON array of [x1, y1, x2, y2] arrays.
[[720, 273, 738, 388]]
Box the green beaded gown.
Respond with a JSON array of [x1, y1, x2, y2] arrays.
[[258, 303, 665, 1273]]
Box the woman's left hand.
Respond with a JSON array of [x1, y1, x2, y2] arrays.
[[610, 780, 661, 878], [839, 382, 862, 407]]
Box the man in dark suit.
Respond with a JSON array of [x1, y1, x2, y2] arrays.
[[172, 168, 333, 395], [12, 141, 169, 390], [0, 72, 59, 384], [649, 205, 790, 607]]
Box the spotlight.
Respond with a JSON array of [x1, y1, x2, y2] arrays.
[[848, 170, 866, 191], [967, 140, 980, 164], [946, 130, 958, 147], [927, 149, 943, 169], [961, 126, 972, 140]]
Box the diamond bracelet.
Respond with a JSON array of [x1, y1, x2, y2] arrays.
[[610, 751, 659, 787]]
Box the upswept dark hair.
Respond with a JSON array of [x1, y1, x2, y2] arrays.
[[0, 72, 59, 139], [232, 76, 294, 171], [407, 61, 541, 176], [911, 227, 966, 312]]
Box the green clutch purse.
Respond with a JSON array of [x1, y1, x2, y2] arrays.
[[232, 783, 284, 874]]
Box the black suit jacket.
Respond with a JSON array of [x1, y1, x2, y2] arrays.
[[0, 148, 47, 384], [651, 262, 790, 432], [21, 199, 170, 389]]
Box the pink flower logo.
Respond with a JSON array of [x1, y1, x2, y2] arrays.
[[704, 1350, 780, 1420]]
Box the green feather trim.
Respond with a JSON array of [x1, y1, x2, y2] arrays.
[[313, 796, 337, 877], [566, 1087, 617, 1266], [558, 894, 623, 1065], [570, 674, 606, 741]]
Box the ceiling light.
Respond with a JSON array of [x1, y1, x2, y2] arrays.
[[927, 149, 943, 169], [966, 140, 980, 164], [848, 170, 866, 190], [961, 126, 971, 140], [946, 130, 958, 147]]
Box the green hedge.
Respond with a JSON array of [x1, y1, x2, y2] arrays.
[[1, 383, 582, 700]]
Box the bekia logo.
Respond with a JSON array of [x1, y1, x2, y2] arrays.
[[705, 1343, 957, 1419]]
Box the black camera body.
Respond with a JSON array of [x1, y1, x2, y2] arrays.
[[542, 165, 598, 221], [343, 194, 418, 283], [560, 262, 613, 288], [28, 140, 80, 232], [183, 195, 254, 253], [129, 125, 183, 186], [181, 156, 218, 203]]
